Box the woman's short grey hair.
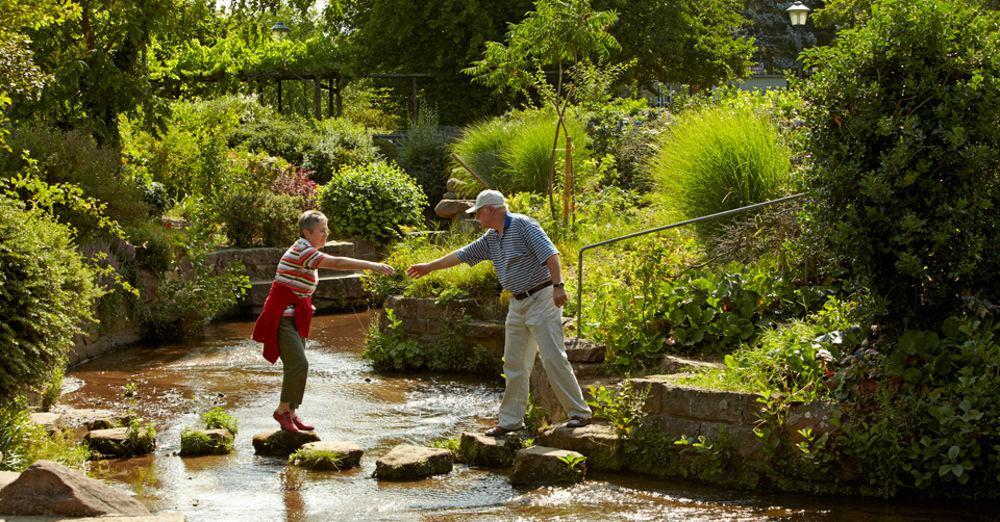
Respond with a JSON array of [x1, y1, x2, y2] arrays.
[[299, 210, 328, 237]]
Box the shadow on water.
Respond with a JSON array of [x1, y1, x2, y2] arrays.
[[65, 311, 1000, 522]]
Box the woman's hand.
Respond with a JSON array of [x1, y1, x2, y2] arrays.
[[368, 262, 395, 276]]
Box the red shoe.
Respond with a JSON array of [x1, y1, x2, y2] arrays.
[[292, 415, 314, 431], [273, 411, 299, 433]]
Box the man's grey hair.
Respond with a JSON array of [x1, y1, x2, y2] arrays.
[[298, 210, 328, 237], [489, 204, 507, 211]]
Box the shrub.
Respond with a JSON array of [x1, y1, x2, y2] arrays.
[[800, 0, 1000, 326], [585, 98, 671, 193], [127, 221, 174, 273], [308, 118, 380, 184], [0, 195, 102, 401], [365, 309, 425, 371], [141, 263, 250, 341], [218, 191, 303, 248], [398, 104, 448, 202], [648, 105, 792, 238], [450, 118, 510, 197], [270, 166, 318, 209], [317, 162, 426, 245]]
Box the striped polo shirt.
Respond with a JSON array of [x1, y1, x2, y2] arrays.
[[455, 212, 559, 294], [274, 237, 332, 317]]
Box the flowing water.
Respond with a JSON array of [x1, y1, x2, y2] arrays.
[[63, 312, 998, 521]]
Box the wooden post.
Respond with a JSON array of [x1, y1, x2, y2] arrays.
[[335, 77, 343, 117], [327, 79, 334, 118], [314, 76, 322, 120], [564, 136, 573, 228], [277, 80, 282, 113], [451, 153, 491, 189], [411, 76, 419, 120]]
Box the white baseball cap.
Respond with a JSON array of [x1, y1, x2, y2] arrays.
[[466, 189, 506, 214]]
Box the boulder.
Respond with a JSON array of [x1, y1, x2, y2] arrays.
[[510, 446, 587, 486], [0, 460, 150, 517], [252, 429, 321, 457], [457, 432, 526, 468], [442, 191, 458, 200], [180, 428, 234, 456], [539, 422, 622, 471], [86, 426, 155, 458], [30, 412, 63, 435], [434, 199, 474, 220], [375, 444, 453, 481], [446, 178, 466, 193], [288, 441, 364, 470]]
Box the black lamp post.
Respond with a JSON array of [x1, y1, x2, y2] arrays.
[[786, 2, 811, 78]]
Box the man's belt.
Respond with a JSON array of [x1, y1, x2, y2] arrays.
[[512, 281, 552, 300]]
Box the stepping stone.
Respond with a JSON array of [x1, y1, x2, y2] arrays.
[[29, 412, 62, 435], [289, 441, 364, 470], [539, 422, 623, 471], [510, 446, 587, 486], [458, 432, 531, 468], [180, 428, 235, 456], [85, 426, 155, 458], [0, 460, 150, 517], [252, 429, 320, 457], [375, 444, 453, 481]]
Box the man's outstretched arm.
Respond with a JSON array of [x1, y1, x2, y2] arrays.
[[406, 252, 463, 278]]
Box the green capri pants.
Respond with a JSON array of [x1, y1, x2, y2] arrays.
[[277, 317, 308, 409]]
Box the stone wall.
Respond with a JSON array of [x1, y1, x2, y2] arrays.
[[383, 295, 508, 362]]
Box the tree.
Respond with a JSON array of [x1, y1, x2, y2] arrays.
[[464, 0, 620, 215], [597, 0, 756, 88]]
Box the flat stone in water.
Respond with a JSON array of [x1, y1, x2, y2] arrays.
[[289, 441, 364, 470], [0, 460, 150, 517], [375, 444, 453, 481], [86, 427, 155, 458], [180, 428, 234, 456], [458, 432, 523, 468], [539, 422, 623, 471], [252, 429, 321, 457], [510, 446, 587, 486]]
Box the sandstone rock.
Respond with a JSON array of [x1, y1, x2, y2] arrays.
[[434, 199, 474, 220], [539, 422, 622, 471], [442, 191, 458, 200], [375, 444, 453, 481], [446, 178, 466, 193], [659, 353, 724, 375], [30, 412, 63, 435], [86, 425, 156, 458], [564, 338, 606, 363], [0, 470, 20, 491], [458, 432, 527, 468], [0, 460, 150, 517], [288, 441, 364, 470], [252, 429, 321, 457], [509, 446, 586, 486], [52, 406, 126, 431], [180, 428, 234, 456]]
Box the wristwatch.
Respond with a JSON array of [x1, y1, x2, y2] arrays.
[[552, 282, 565, 288]]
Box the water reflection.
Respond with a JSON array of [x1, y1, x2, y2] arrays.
[[64, 312, 999, 521]]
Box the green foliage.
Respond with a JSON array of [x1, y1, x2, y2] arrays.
[[126, 221, 174, 274], [450, 109, 591, 196], [800, 0, 1000, 326], [122, 416, 157, 457], [0, 399, 90, 472], [288, 448, 344, 470], [364, 308, 501, 374], [141, 262, 250, 342], [586, 380, 650, 438], [41, 367, 64, 412], [201, 406, 238, 436], [364, 309, 425, 372], [430, 437, 461, 454], [0, 194, 102, 401], [317, 162, 426, 245], [584, 99, 670, 193], [649, 105, 792, 238], [559, 452, 587, 472], [219, 191, 302, 248], [398, 103, 448, 202], [623, 424, 749, 487], [598, 0, 755, 87]]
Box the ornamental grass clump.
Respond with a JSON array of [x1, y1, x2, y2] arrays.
[[648, 105, 791, 238]]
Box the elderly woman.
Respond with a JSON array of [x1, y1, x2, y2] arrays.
[[252, 210, 394, 432]]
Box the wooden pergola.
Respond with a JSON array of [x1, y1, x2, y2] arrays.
[[168, 71, 433, 119]]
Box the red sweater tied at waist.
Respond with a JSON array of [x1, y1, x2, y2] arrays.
[[251, 281, 313, 364]]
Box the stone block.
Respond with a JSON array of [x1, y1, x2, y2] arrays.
[[458, 432, 528, 468], [539, 422, 623, 471], [289, 441, 364, 470], [510, 446, 586, 486], [564, 338, 605, 363], [375, 444, 453, 481], [252, 430, 321, 457], [659, 354, 724, 375]]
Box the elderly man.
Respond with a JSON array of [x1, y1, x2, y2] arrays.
[[407, 190, 591, 436]]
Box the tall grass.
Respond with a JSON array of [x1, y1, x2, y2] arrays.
[[648, 106, 791, 235], [449, 109, 590, 197]]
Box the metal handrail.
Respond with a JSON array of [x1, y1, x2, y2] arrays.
[[575, 193, 807, 338]]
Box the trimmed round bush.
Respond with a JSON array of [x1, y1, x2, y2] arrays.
[[648, 105, 791, 234], [218, 191, 303, 248], [317, 162, 427, 245], [0, 195, 101, 400]]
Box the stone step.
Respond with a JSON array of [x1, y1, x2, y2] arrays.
[[658, 353, 724, 375], [538, 422, 623, 471], [510, 445, 587, 486], [252, 429, 321, 457]]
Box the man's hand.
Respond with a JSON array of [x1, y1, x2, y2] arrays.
[[406, 263, 433, 279], [553, 286, 568, 307], [368, 262, 395, 276]]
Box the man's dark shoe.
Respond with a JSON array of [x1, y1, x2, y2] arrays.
[[485, 425, 522, 437], [565, 416, 591, 428]]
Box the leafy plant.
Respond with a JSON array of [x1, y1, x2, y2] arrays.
[[317, 162, 426, 245], [586, 380, 650, 438], [559, 452, 587, 471], [288, 448, 343, 470], [399, 102, 448, 202], [364, 308, 425, 371], [141, 262, 250, 342], [202, 406, 238, 435]]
